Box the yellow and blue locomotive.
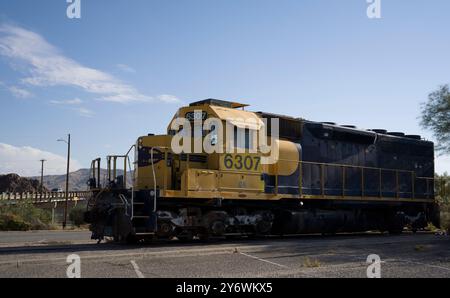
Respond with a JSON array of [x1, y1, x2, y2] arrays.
[[85, 99, 439, 242]]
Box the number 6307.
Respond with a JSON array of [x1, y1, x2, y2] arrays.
[[223, 154, 261, 171]]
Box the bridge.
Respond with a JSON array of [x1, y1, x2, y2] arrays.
[[0, 191, 91, 203], [0, 192, 92, 224]]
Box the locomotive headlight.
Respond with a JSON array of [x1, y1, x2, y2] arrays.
[[150, 190, 155, 196]]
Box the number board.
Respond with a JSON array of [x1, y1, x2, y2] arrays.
[[185, 111, 207, 121], [220, 154, 261, 172]]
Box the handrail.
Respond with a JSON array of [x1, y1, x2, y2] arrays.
[[105, 144, 136, 189], [144, 146, 444, 200], [295, 160, 437, 200], [0, 191, 92, 202], [281, 158, 416, 174]]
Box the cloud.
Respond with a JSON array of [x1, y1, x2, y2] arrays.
[[156, 94, 181, 103], [74, 107, 94, 117], [116, 64, 136, 73], [49, 98, 94, 117], [0, 81, 33, 98], [9, 85, 33, 98], [0, 143, 82, 176], [50, 98, 82, 105], [0, 24, 179, 104]]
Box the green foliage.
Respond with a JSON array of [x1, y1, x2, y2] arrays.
[[0, 200, 52, 231], [421, 85, 450, 153], [435, 172, 450, 205], [69, 205, 86, 227], [440, 203, 450, 233], [0, 213, 31, 231], [435, 173, 450, 232]]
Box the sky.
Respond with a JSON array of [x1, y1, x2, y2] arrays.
[[0, 0, 449, 176]]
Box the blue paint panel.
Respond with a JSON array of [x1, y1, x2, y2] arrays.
[[262, 117, 434, 200]]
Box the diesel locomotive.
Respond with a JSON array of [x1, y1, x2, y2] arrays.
[[84, 99, 439, 242]]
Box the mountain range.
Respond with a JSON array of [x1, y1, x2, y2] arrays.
[[0, 174, 48, 193], [30, 168, 132, 191]]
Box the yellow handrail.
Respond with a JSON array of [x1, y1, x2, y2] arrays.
[[150, 147, 443, 200]]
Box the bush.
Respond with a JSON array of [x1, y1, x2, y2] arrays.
[[0, 200, 52, 231], [435, 174, 449, 233], [69, 206, 86, 227], [0, 213, 31, 231], [441, 205, 450, 234]]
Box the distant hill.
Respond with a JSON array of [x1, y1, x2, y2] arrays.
[[30, 169, 132, 191], [0, 174, 48, 193]]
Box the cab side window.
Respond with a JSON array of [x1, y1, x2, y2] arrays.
[[234, 127, 254, 150]]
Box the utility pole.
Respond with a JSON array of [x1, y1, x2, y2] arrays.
[[40, 159, 46, 193], [58, 134, 71, 229]]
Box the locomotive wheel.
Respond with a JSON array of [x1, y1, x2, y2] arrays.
[[177, 236, 193, 242], [126, 234, 138, 244], [176, 229, 194, 242], [198, 232, 210, 242], [388, 212, 406, 235], [388, 224, 404, 235], [143, 236, 155, 244]]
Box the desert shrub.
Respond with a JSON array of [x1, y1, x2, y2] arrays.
[[441, 205, 450, 233], [0, 200, 52, 231], [69, 205, 86, 227], [0, 213, 31, 231], [303, 257, 321, 268], [435, 174, 449, 233]]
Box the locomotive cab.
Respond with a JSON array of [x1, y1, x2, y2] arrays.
[[135, 99, 269, 197]]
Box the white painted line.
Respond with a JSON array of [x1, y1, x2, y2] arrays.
[[0, 246, 252, 266], [130, 260, 145, 278], [240, 252, 289, 269]]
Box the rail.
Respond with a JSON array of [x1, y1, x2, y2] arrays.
[[273, 158, 443, 200], [0, 191, 92, 203], [161, 147, 444, 199], [125, 145, 447, 201]]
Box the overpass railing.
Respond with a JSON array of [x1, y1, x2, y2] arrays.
[[0, 191, 92, 203]]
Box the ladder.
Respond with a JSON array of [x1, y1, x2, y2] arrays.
[[131, 190, 157, 235]]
